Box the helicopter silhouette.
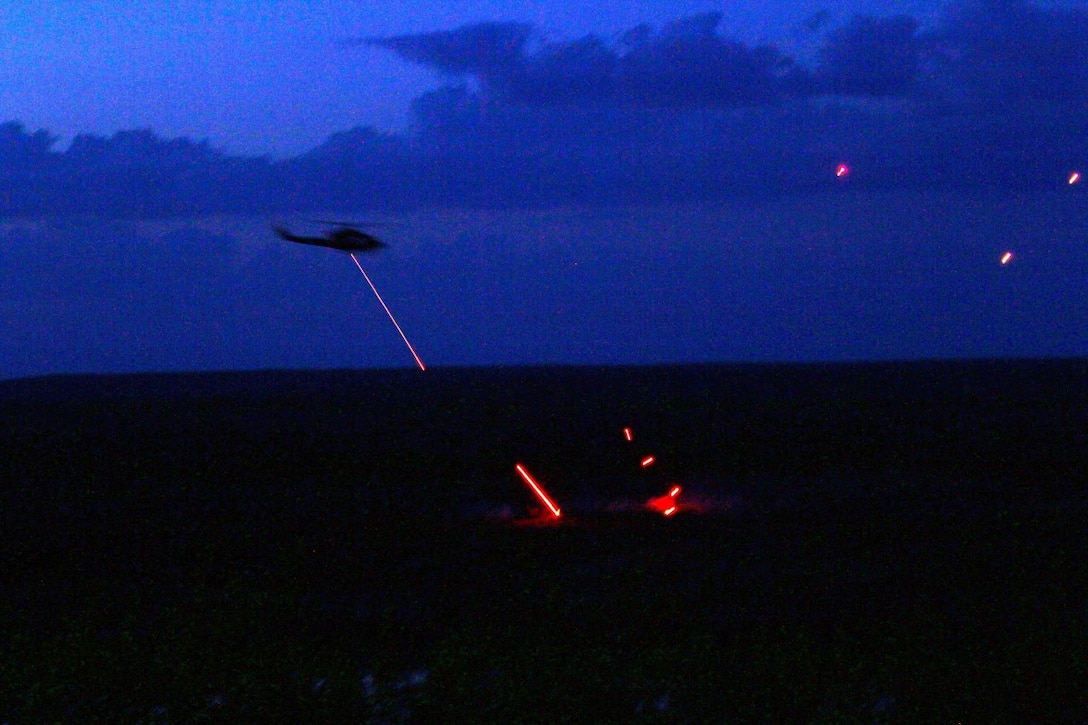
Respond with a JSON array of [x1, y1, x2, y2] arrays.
[[273, 220, 387, 253], [273, 218, 427, 370]]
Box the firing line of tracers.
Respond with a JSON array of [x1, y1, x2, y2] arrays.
[[272, 164, 1079, 517], [515, 425, 684, 522]]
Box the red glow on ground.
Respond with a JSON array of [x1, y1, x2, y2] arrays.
[[1070, 171, 1081, 185], [640, 456, 655, 468], [512, 510, 566, 527], [514, 463, 561, 518], [647, 484, 683, 516], [1001, 251, 1013, 265], [836, 163, 849, 178], [623, 427, 633, 441]]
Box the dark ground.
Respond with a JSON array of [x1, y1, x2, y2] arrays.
[[2, 360, 1087, 722]]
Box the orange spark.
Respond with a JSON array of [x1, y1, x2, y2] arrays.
[[1070, 171, 1081, 185], [640, 456, 655, 468], [1000, 251, 1013, 265], [623, 427, 633, 441]]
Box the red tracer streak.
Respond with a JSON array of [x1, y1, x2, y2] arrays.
[[515, 463, 562, 518], [350, 252, 426, 371]]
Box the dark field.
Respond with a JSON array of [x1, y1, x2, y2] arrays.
[[2, 360, 1088, 722]]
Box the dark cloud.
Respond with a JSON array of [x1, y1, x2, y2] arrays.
[[925, 0, 1088, 109], [366, 13, 805, 109], [804, 10, 834, 33], [815, 15, 922, 97], [363, 21, 532, 77], [0, 121, 56, 164], [0, 127, 278, 216], [2, 3, 1088, 216], [615, 12, 806, 107], [902, 0, 1088, 186], [368, 4, 1088, 113], [501, 34, 618, 105]]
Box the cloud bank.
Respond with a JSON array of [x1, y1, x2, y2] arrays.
[[2, 1, 1086, 216], [367, 13, 807, 109]]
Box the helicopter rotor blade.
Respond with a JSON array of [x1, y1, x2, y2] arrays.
[[302, 218, 399, 229]]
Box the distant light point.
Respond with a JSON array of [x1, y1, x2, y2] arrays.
[[835, 163, 850, 178], [1000, 251, 1013, 265]]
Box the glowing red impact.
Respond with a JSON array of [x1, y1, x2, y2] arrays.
[[514, 463, 561, 518], [647, 484, 682, 516]]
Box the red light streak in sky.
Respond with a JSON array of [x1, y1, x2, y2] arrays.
[[1070, 171, 1081, 185], [514, 463, 562, 518], [1000, 251, 1013, 265], [640, 456, 655, 468], [349, 252, 426, 371], [623, 427, 633, 441], [835, 163, 849, 178]]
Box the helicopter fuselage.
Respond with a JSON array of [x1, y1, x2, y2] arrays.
[[274, 225, 386, 253]]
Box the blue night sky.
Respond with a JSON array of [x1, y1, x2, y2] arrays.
[[3, 0, 944, 156], [1, 0, 1087, 378]]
